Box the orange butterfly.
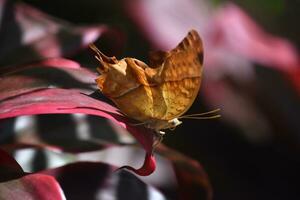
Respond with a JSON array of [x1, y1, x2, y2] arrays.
[[91, 30, 219, 135]]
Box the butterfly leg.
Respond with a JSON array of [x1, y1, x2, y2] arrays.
[[152, 131, 165, 153]]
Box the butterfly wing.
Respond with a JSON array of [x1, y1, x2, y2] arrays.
[[148, 50, 170, 68], [93, 30, 203, 126], [150, 30, 204, 120]]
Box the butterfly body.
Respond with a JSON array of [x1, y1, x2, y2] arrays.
[[92, 30, 203, 133]]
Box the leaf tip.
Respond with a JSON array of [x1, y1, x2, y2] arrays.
[[119, 153, 156, 176]]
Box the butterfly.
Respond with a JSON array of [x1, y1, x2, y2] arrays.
[[90, 30, 220, 135]]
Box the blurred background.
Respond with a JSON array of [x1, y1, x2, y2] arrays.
[[1, 0, 300, 199]]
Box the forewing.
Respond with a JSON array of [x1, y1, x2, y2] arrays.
[[148, 50, 170, 68], [155, 30, 204, 120]]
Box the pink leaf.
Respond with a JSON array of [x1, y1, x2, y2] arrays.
[[0, 0, 109, 66], [126, 0, 299, 73], [126, 0, 212, 51], [211, 3, 299, 71]]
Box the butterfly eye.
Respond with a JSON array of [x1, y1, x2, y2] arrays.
[[168, 118, 182, 127]]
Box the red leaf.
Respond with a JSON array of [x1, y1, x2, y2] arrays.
[[157, 145, 212, 200], [0, 174, 65, 200], [7, 143, 209, 198], [286, 67, 300, 96], [41, 161, 163, 199], [120, 153, 156, 176], [0, 58, 155, 175]]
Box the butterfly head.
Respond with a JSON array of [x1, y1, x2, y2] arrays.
[[146, 118, 182, 135]]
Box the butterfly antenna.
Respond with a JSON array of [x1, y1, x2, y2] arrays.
[[179, 115, 221, 120], [89, 44, 118, 72], [89, 44, 108, 72], [179, 108, 221, 120], [128, 121, 148, 126]]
